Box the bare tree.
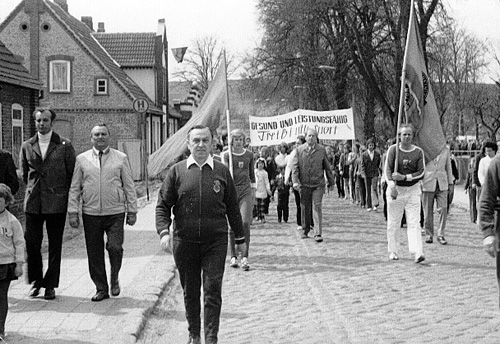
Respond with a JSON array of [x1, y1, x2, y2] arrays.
[[173, 35, 237, 94]]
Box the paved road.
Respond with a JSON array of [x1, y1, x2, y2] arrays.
[[140, 186, 500, 344], [5, 186, 499, 344]]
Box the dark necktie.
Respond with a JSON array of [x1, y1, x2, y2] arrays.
[[99, 151, 103, 166]]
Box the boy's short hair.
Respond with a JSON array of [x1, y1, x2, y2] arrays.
[[0, 183, 14, 205]]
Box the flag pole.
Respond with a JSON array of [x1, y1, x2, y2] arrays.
[[223, 49, 234, 177], [394, 0, 415, 173]]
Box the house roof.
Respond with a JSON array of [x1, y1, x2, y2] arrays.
[[0, 0, 162, 114], [93, 33, 156, 68], [0, 39, 42, 90], [44, 1, 163, 114]]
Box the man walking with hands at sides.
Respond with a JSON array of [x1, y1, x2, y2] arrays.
[[68, 124, 137, 302], [421, 146, 455, 245], [385, 124, 426, 263], [361, 138, 381, 211], [21, 108, 76, 300], [156, 125, 246, 344], [291, 128, 335, 242]]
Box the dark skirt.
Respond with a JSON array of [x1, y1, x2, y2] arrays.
[[0, 263, 17, 282]]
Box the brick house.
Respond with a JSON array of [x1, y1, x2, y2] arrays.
[[0, 38, 41, 218], [0, 0, 172, 180]]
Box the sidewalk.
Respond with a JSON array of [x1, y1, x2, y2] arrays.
[[5, 190, 175, 344]]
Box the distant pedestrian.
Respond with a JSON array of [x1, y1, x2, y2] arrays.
[[156, 125, 246, 344], [68, 124, 137, 302], [339, 144, 351, 200], [478, 141, 498, 191], [361, 138, 381, 211], [291, 128, 335, 242], [354, 145, 367, 208], [478, 153, 500, 308], [21, 108, 76, 300], [421, 146, 455, 245], [285, 135, 313, 231], [273, 166, 290, 223], [254, 158, 271, 223], [222, 129, 255, 271], [447, 148, 459, 211], [385, 124, 426, 263], [0, 184, 24, 341], [334, 143, 345, 198], [464, 154, 478, 223]]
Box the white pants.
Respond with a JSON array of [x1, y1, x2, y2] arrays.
[[386, 183, 424, 256]]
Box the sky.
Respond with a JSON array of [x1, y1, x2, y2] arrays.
[[1, 0, 499, 81]]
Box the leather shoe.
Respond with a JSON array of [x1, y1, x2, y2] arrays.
[[186, 334, 201, 344], [425, 235, 433, 244], [29, 286, 41, 298], [111, 281, 120, 296], [91, 291, 110, 302], [437, 236, 448, 245], [44, 288, 56, 300]]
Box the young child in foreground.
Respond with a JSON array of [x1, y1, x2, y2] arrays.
[[0, 183, 25, 341]]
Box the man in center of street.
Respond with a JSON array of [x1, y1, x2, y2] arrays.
[[156, 125, 246, 344]]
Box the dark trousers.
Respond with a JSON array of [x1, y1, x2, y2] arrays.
[[173, 239, 227, 344], [0, 280, 10, 334], [25, 212, 66, 288], [468, 187, 477, 223], [293, 189, 313, 227], [277, 187, 290, 222], [293, 189, 301, 226], [335, 171, 344, 197], [357, 175, 366, 207], [256, 198, 266, 220], [82, 213, 125, 293]]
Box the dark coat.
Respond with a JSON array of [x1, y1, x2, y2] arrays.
[[0, 149, 19, 195], [21, 132, 76, 214], [361, 150, 381, 178]]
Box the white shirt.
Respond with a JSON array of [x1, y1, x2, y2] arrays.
[[37, 130, 53, 160], [187, 154, 214, 170], [478, 155, 493, 186]]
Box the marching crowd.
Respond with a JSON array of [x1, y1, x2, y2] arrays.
[[2, 108, 499, 344]]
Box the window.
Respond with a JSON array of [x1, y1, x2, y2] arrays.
[[49, 60, 71, 92], [94, 77, 109, 95], [12, 104, 23, 166]]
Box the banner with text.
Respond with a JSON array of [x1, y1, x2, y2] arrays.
[[249, 108, 355, 146]]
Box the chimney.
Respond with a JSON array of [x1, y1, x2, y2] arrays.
[[81, 16, 93, 31], [156, 18, 165, 36], [54, 0, 68, 12], [97, 22, 105, 33]]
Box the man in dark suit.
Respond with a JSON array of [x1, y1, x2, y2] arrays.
[[0, 149, 19, 196], [20, 108, 76, 300], [361, 138, 381, 211]]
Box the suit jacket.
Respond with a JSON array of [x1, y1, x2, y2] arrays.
[[0, 149, 19, 195], [361, 150, 381, 178], [21, 132, 76, 214], [421, 147, 454, 192], [291, 143, 335, 188]]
